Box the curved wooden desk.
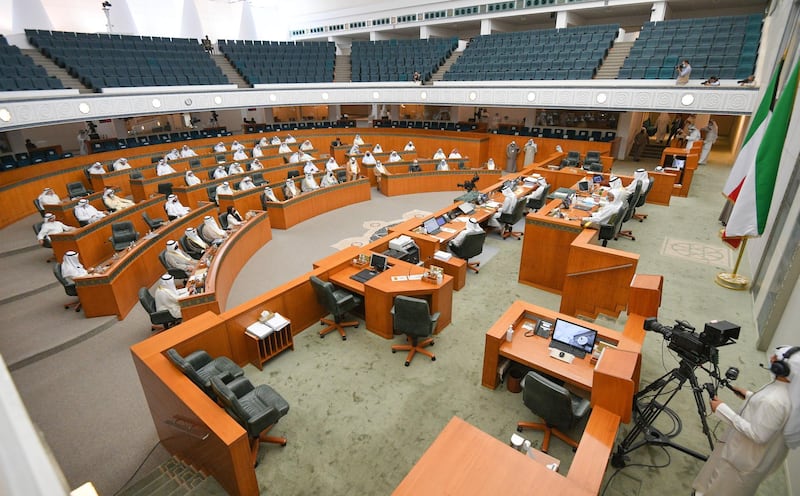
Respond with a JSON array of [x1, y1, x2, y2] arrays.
[[378, 169, 502, 196], [180, 211, 273, 320], [73, 203, 216, 318], [262, 178, 371, 229]]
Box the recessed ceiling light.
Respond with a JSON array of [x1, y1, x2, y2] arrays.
[[681, 94, 695, 106], [372, 91, 380, 99], [526, 92, 536, 102], [596, 93, 608, 104], [468, 91, 477, 101], [78, 103, 90, 114], [269, 94, 277, 102], [0, 108, 10, 122], [420, 91, 427, 100], [321, 92, 329, 100], [213, 96, 223, 105], [152, 98, 162, 108]]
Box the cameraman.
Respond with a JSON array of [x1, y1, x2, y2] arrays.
[[675, 59, 692, 86], [693, 346, 799, 496]]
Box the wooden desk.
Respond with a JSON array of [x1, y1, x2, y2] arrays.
[[328, 256, 453, 339], [393, 416, 589, 496], [73, 203, 217, 318], [131, 169, 190, 203], [378, 169, 502, 196], [263, 178, 371, 229], [43, 190, 105, 224], [659, 147, 698, 197], [179, 211, 273, 319]]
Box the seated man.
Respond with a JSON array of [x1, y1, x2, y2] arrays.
[[301, 173, 319, 192], [164, 194, 190, 219], [213, 142, 227, 153], [185, 170, 201, 186], [232, 148, 248, 161], [37, 213, 75, 245], [154, 274, 182, 320], [288, 151, 302, 163], [202, 215, 227, 243], [102, 187, 135, 212], [409, 159, 422, 172], [228, 162, 244, 175], [404, 141, 415, 152], [374, 161, 390, 185], [249, 158, 263, 170], [231, 140, 245, 152], [347, 157, 360, 182], [156, 159, 176, 176], [164, 148, 180, 161], [487, 187, 517, 229], [348, 144, 361, 155], [626, 168, 651, 196], [278, 142, 292, 154], [226, 206, 244, 227], [180, 145, 197, 158], [450, 217, 483, 248], [61, 251, 88, 283], [283, 178, 300, 199], [112, 157, 130, 171], [270, 136, 281, 145], [581, 190, 623, 228], [303, 161, 320, 174], [448, 148, 462, 159], [262, 185, 279, 203], [524, 174, 549, 203], [300, 139, 314, 151], [252, 143, 264, 158], [299, 150, 314, 162], [258, 136, 269, 148], [164, 239, 196, 273], [184, 227, 208, 255], [320, 170, 338, 188], [284, 134, 297, 144], [212, 165, 228, 179], [74, 198, 106, 224], [432, 148, 446, 160], [372, 143, 383, 153], [436, 159, 449, 171], [353, 134, 365, 146], [608, 175, 630, 203], [387, 151, 402, 162], [215, 181, 233, 200], [325, 157, 340, 172], [361, 151, 377, 166], [88, 162, 106, 175], [486, 158, 497, 170], [239, 176, 256, 191], [38, 187, 61, 206]]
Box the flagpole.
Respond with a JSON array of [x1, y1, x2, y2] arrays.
[[716, 237, 749, 290]]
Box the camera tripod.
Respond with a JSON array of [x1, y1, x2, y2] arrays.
[[611, 357, 713, 467]]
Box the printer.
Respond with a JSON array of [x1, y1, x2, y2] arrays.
[[385, 235, 420, 265]]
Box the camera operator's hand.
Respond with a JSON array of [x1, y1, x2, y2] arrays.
[[710, 397, 723, 412], [731, 386, 748, 399]]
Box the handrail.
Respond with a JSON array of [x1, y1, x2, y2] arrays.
[[566, 263, 634, 277]]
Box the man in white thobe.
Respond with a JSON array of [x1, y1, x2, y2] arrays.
[[404, 141, 415, 151], [233, 148, 248, 161], [180, 145, 197, 158], [249, 159, 263, 171], [347, 157, 360, 182], [581, 190, 623, 228], [38, 187, 61, 206], [278, 142, 292, 154], [38, 213, 75, 245], [213, 142, 227, 153], [523, 139, 538, 166], [373, 144, 383, 153], [448, 148, 462, 159], [450, 217, 483, 248], [699, 119, 718, 164], [102, 187, 135, 212], [325, 157, 340, 172], [61, 251, 88, 283], [165, 148, 180, 161], [228, 162, 244, 175], [436, 159, 449, 171], [212, 166, 228, 179], [112, 158, 131, 171], [202, 215, 227, 243], [239, 176, 256, 191], [154, 274, 182, 319], [262, 186, 279, 203], [301, 173, 319, 192], [284, 178, 299, 199], [388, 151, 402, 163], [488, 188, 517, 228], [88, 162, 106, 175], [74, 199, 106, 224], [432, 148, 446, 160], [156, 159, 176, 176], [303, 161, 320, 174], [320, 170, 338, 188], [353, 134, 364, 146], [164, 240, 196, 273], [300, 140, 314, 151], [185, 170, 201, 186], [164, 194, 190, 219], [362, 151, 377, 166]]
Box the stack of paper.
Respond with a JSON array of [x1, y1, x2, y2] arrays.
[[246, 312, 290, 339], [266, 313, 290, 331], [433, 250, 452, 261]]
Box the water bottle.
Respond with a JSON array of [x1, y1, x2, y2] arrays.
[[506, 324, 514, 342]]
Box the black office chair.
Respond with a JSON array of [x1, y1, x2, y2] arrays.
[[158, 249, 189, 282], [335, 169, 347, 183], [188, 158, 201, 169], [33, 222, 56, 262], [582, 151, 602, 171], [309, 275, 361, 340], [517, 371, 591, 453], [210, 376, 289, 467], [391, 295, 439, 366], [109, 221, 139, 251], [448, 231, 486, 273], [179, 235, 205, 260], [409, 163, 422, 172], [215, 154, 226, 164], [562, 150, 581, 168], [617, 183, 642, 241], [526, 184, 550, 212], [53, 263, 82, 311], [142, 211, 165, 230], [33, 198, 46, 217], [287, 170, 300, 179], [137, 287, 181, 332], [598, 204, 626, 247], [218, 212, 229, 230], [633, 180, 654, 222], [130, 170, 143, 180], [497, 198, 526, 240], [251, 172, 266, 186], [73, 208, 90, 227], [206, 185, 217, 203], [66, 181, 91, 199], [157, 182, 173, 197], [166, 348, 244, 398]]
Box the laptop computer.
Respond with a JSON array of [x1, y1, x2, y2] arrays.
[[423, 217, 441, 235], [548, 318, 598, 359], [458, 202, 475, 215]]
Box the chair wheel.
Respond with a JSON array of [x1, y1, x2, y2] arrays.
[[572, 447, 577, 453], [516, 427, 523, 432], [632, 237, 636, 241], [392, 350, 397, 353], [320, 334, 325, 338], [430, 342, 434, 346], [319, 320, 325, 325], [75, 307, 80, 312], [281, 441, 287, 447], [355, 324, 359, 328], [63, 305, 69, 310], [431, 357, 436, 361], [404, 361, 410, 366], [341, 336, 346, 341]]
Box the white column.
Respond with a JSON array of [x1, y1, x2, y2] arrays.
[[556, 11, 576, 29], [650, 1, 668, 23], [420, 26, 430, 40], [12, 0, 52, 32], [180, 0, 203, 40], [480, 19, 493, 36]]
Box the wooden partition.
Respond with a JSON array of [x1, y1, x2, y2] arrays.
[[377, 169, 503, 196], [660, 147, 699, 197], [263, 178, 371, 229], [43, 190, 105, 224]]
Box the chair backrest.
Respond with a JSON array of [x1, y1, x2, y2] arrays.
[[499, 197, 526, 225], [527, 184, 550, 211], [142, 211, 164, 230], [189, 158, 201, 169], [137, 287, 156, 314], [522, 371, 577, 430], [287, 170, 299, 179], [111, 221, 138, 247], [218, 212, 229, 230], [157, 182, 173, 196], [584, 151, 601, 163], [165, 348, 209, 392], [622, 183, 641, 223], [251, 172, 265, 186], [66, 182, 88, 198], [53, 262, 77, 296], [215, 154, 226, 163], [450, 231, 486, 260], [33, 198, 45, 216], [392, 295, 435, 338], [130, 170, 143, 180], [567, 150, 580, 161], [206, 185, 217, 203], [310, 275, 340, 314], [197, 223, 214, 244], [636, 179, 653, 208], [335, 169, 347, 182]]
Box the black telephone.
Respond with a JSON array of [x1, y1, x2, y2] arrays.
[[535, 320, 553, 338]]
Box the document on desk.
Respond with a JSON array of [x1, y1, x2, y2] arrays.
[[440, 227, 456, 233], [408, 274, 424, 281], [485, 201, 501, 209], [266, 313, 290, 331], [391, 275, 409, 282], [246, 322, 274, 339]]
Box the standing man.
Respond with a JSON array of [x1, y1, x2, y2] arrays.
[[631, 127, 649, 161], [692, 346, 798, 496], [699, 119, 718, 165], [523, 139, 538, 167], [505, 140, 520, 173], [77, 129, 89, 156], [675, 59, 692, 85]]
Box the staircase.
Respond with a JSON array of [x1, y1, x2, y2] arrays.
[[210, 53, 250, 88], [22, 48, 92, 93], [430, 50, 463, 82], [333, 54, 351, 82], [640, 142, 668, 160], [595, 41, 634, 80], [117, 457, 226, 496]]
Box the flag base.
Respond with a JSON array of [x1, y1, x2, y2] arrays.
[[715, 272, 749, 290]]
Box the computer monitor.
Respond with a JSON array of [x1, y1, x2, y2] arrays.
[[592, 174, 604, 184], [370, 253, 388, 272], [436, 215, 447, 226], [577, 180, 590, 192], [561, 193, 574, 209], [551, 318, 598, 355], [423, 217, 440, 234], [458, 202, 475, 214]]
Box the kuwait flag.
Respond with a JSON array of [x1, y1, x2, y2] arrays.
[[723, 57, 799, 245]]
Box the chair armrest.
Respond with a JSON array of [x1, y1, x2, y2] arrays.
[[247, 405, 281, 432], [185, 350, 213, 369], [598, 222, 613, 239], [152, 310, 178, 325], [332, 289, 355, 306], [430, 312, 440, 328]]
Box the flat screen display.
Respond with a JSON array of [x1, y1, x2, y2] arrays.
[[551, 318, 598, 355], [423, 217, 440, 234], [370, 253, 388, 272], [436, 215, 447, 226], [578, 180, 590, 191]]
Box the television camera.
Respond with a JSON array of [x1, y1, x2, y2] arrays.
[[457, 174, 480, 192], [643, 317, 739, 366]]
